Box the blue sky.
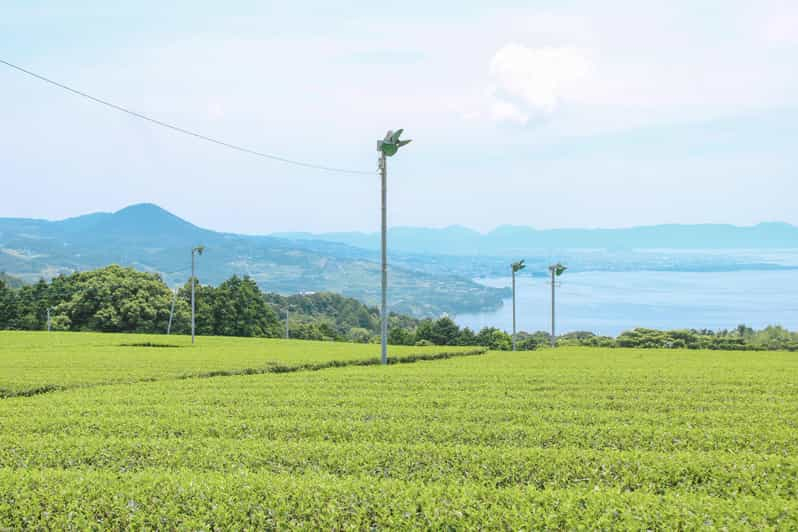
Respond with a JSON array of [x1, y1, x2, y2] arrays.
[[1, 1, 797, 233]]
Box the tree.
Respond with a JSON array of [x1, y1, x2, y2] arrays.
[[55, 266, 174, 333], [457, 327, 477, 346], [13, 279, 51, 330], [430, 316, 461, 346], [209, 276, 281, 337], [0, 280, 16, 328], [476, 327, 512, 350], [348, 327, 371, 343], [515, 330, 551, 350], [389, 326, 415, 345], [415, 319, 436, 345]]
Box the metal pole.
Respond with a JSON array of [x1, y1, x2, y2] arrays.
[[167, 288, 177, 335], [380, 152, 388, 365], [46, 307, 51, 332], [512, 268, 516, 351], [191, 250, 196, 344], [550, 267, 556, 348], [285, 308, 289, 339]]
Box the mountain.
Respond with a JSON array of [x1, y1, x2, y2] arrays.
[[275, 222, 798, 255], [0, 204, 508, 317]]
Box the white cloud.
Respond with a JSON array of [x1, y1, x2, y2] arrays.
[[489, 99, 528, 125], [488, 44, 593, 123]]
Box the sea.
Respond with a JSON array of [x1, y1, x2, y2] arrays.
[[454, 269, 798, 337]]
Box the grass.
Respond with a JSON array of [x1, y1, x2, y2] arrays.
[[0, 331, 482, 397], [1, 333, 797, 528]]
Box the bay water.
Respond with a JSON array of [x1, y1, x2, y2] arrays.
[[455, 270, 798, 336]]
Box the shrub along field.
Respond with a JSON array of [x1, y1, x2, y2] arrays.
[[0, 331, 481, 397], [1, 334, 797, 528]]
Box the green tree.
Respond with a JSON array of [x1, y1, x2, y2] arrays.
[[429, 316, 461, 346], [456, 327, 477, 346], [348, 327, 371, 343], [13, 279, 50, 330], [0, 280, 16, 328], [210, 276, 281, 337], [55, 266, 174, 333], [516, 330, 551, 350], [415, 319, 436, 345], [388, 326, 415, 345], [476, 327, 512, 350]]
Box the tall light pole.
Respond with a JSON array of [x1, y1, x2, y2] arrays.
[[548, 263, 567, 347], [511, 260, 526, 351], [191, 245, 205, 344], [377, 129, 412, 365]]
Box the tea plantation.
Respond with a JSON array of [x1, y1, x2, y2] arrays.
[[1, 332, 797, 528]]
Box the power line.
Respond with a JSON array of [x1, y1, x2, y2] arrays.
[[0, 58, 373, 175]]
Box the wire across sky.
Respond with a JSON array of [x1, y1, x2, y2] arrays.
[[0, 58, 373, 176]]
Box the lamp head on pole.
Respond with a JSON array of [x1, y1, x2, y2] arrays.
[[511, 259, 526, 273], [377, 129, 412, 157], [192, 245, 205, 256], [548, 263, 567, 276]]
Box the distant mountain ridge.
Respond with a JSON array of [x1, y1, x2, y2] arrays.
[[275, 221, 798, 255], [0, 204, 507, 317], [3, 204, 796, 316]]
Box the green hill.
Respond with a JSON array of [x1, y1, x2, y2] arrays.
[[0, 204, 506, 317]]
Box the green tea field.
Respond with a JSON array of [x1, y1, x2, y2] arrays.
[[0, 331, 480, 397], [1, 332, 797, 528]]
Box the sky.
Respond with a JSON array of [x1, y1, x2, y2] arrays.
[[1, 0, 797, 234]]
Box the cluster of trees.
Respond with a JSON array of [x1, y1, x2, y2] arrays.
[[3, 266, 798, 352], [388, 318, 554, 350], [0, 266, 425, 343], [550, 326, 798, 351], [611, 326, 798, 351], [0, 266, 277, 336]]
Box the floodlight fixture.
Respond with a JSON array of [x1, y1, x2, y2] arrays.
[[377, 129, 412, 157], [549, 263, 567, 277]]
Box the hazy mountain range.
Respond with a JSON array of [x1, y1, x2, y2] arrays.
[[2, 203, 798, 317], [275, 222, 798, 255], [0, 204, 507, 317]]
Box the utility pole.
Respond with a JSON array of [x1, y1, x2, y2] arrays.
[[550, 268, 555, 347], [191, 245, 205, 344], [511, 260, 526, 351], [376, 129, 412, 365], [167, 288, 177, 335], [548, 263, 567, 347], [380, 151, 388, 364]]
